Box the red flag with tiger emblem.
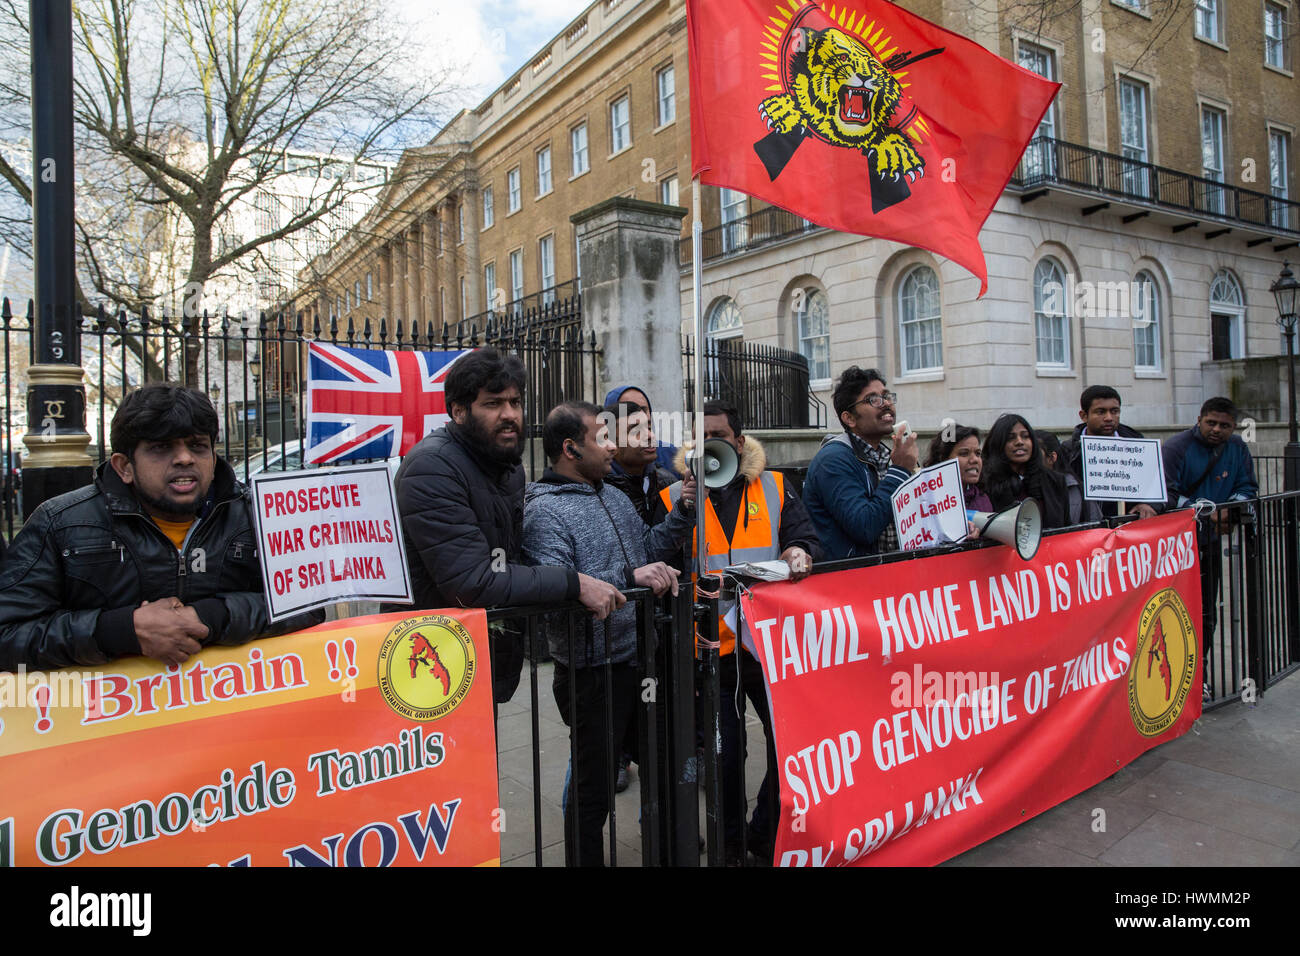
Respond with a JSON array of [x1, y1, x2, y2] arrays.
[[686, 0, 1060, 295]]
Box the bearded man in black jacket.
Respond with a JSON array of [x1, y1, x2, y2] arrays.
[[0, 384, 319, 672], [390, 348, 624, 703]]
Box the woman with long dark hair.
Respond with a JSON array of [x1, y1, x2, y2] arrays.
[[925, 424, 992, 514], [982, 414, 1071, 529]]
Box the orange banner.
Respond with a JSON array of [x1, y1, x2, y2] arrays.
[[0, 610, 500, 867]]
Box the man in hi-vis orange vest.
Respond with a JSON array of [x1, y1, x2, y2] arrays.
[[657, 400, 820, 865]]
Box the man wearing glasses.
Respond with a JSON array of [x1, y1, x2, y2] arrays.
[[803, 366, 919, 559]]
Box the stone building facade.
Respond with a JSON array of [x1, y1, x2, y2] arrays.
[[300, 0, 1299, 439]]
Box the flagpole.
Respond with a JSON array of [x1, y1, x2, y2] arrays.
[[692, 176, 706, 573]]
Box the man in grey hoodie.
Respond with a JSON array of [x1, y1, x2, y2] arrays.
[[522, 400, 694, 866]]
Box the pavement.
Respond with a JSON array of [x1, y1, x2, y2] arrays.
[[495, 662, 1300, 867]]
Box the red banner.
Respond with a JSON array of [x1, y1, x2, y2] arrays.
[[687, 0, 1059, 294], [739, 511, 1203, 866]]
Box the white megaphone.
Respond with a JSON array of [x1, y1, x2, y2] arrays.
[[687, 438, 740, 488], [967, 498, 1042, 561]]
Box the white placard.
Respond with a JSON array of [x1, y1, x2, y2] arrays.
[[1080, 435, 1167, 503], [890, 458, 969, 552], [251, 463, 413, 622]]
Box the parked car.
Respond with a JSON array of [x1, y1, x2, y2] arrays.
[[235, 446, 400, 482]]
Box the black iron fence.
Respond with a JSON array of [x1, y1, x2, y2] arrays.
[[1252, 456, 1294, 497], [1, 291, 595, 539], [682, 335, 827, 431]]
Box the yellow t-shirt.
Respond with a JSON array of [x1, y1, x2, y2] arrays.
[[152, 516, 196, 551]]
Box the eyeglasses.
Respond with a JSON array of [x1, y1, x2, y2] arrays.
[[853, 391, 897, 409]]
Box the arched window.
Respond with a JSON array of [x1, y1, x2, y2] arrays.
[[1133, 270, 1163, 371], [793, 288, 830, 383], [706, 297, 743, 342], [1209, 269, 1245, 360], [898, 266, 942, 374], [1033, 257, 1070, 367]]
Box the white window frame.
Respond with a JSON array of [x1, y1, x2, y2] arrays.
[[457, 203, 465, 243], [1200, 104, 1227, 214], [1270, 127, 1292, 228], [793, 287, 831, 385], [366, 271, 373, 301], [1033, 257, 1071, 369], [509, 249, 524, 312], [507, 167, 521, 214], [1209, 269, 1246, 361], [570, 122, 589, 177], [898, 266, 943, 376], [1264, 2, 1290, 71], [484, 262, 497, 312], [660, 175, 679, 206], [1112, 0, 1147, 12], [539, 235, 556, 305], [656, 64, 676, 127], [1132, 271, 1163, 373], [720, 188, 747, 254], [610, 94, 631, 154], [1194, 0, 1223, 44], [1016, 40, 1059, 179], [482, 186, 494, 229], [536, 145, 553, 197], [1118, 78, 1151, 198], [460, 277, 467, 322]]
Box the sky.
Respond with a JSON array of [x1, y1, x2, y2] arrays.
[[398, 0, 596, 113]]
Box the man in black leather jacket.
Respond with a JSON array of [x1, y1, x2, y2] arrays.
[[0, 384, 318, 672]]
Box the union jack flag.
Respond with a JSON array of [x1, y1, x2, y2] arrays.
[[305, 342, 474, 464]]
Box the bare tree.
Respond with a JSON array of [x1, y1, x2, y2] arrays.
[[0, 0, 458, 377]]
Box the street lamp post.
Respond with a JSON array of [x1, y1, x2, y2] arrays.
[[1270, 261, 1300, 668], [1272, 262, 1300, 492], [248, 351, 262, 444]]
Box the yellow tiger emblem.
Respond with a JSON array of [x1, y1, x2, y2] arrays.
[[760, 27, 925, 182]]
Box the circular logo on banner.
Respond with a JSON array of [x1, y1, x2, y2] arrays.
[[1128, 588, 1197, 737], [378, 615, 476, 721]]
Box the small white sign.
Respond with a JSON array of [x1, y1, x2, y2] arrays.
[[251, 463, 413, 622], [890, 459, 969, 552], [1080, 435, 1167, 503]]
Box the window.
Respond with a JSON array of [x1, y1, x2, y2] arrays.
[[539, 235, 556, 305], [898, 266, 943, 374], [656, 64, 676, 126], [509, 249, 524, 306], [1201, 106, 1226, 214], [482, 186, 494, 228], [536, 145, 552, 196], [507, 167, 521, 213], [720, 188, 747, 253], [1209, 269, 1245, 360], [346, 289, 352, 312], [457, 203, 465, 243], [1017, 43, 1058, 178], [571, 123, 589, 176], [1265, 3, 1289, 70], [794, 288, 830, 383], [1270, 129, 1292, 228], [706, 298, 743, 342], [1118, 79, 1150, 198], [484, 262, 497, 312], [335, 294, 343, 317], [704, 298, 743, 395], [610, 95, 631, 153], [1033, 258, 1070, 367], [460, 277, 467, 322], [366, 271, 373, 300], [1195, 0, 1222, 42], [660, 175, 679, 206], [1132, 271, 1162, 371], [354, 280, 362, 307], [1113, 0, 1144, 10]]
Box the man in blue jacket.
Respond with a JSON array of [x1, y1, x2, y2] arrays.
[[1163, 396, 1258, 697], [802, 366, 919, 559]]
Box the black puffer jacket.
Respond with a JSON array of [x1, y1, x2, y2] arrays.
[[389, 424, 579, 701], [0, 459, 317, 671]]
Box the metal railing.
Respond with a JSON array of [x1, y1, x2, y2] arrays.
[[679, 205, 823, 267], [1011, 138, 1300, 235], [1251, 456, 1293, 497], [1, 294, 597, 539], [682, 335, 827, 431]]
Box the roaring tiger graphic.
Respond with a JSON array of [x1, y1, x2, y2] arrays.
[[759, 26, 925, 184]]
